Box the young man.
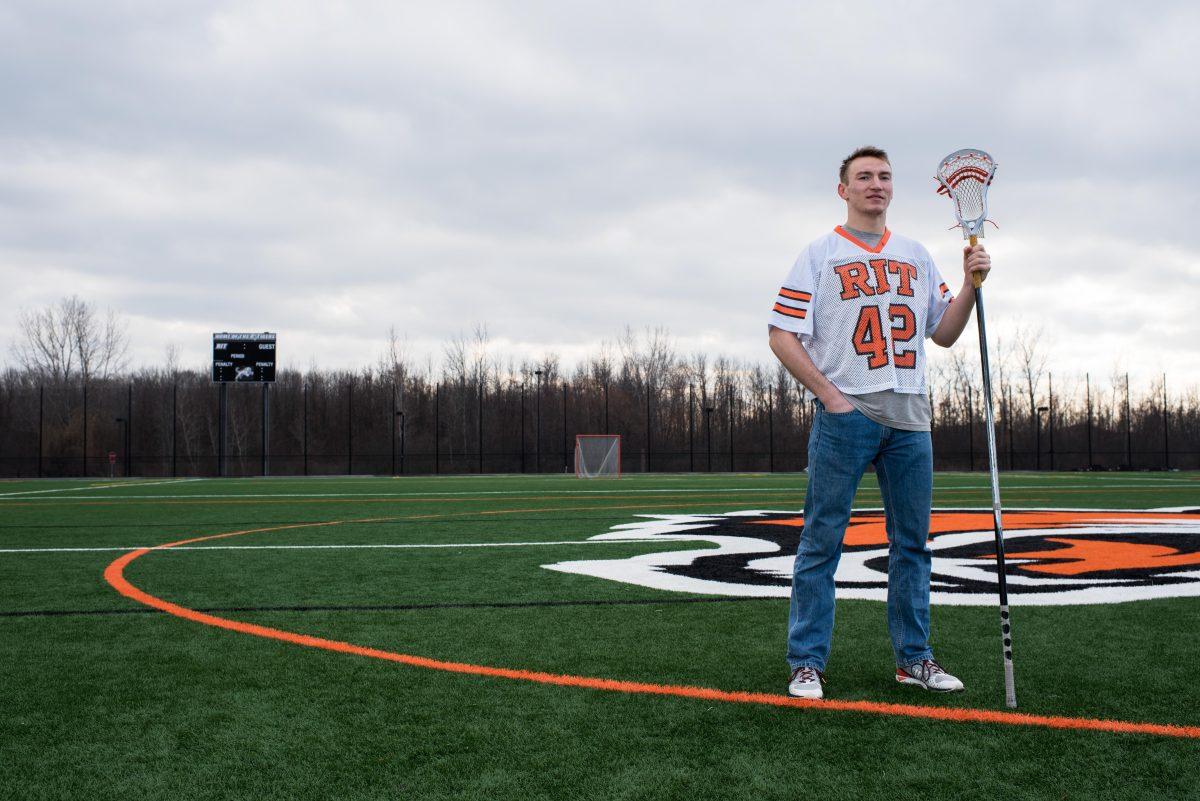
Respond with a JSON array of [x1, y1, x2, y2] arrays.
[[767, 146, 991, 699]]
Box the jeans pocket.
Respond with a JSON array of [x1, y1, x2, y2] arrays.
[[816, 400, 856, 418]]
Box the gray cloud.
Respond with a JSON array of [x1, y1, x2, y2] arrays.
[[2, 1, 1197, 389]]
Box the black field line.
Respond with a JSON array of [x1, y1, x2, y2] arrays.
[[0, 514, 734, 530], [1, 595, 778, 619], [0, 539, 676, 554]]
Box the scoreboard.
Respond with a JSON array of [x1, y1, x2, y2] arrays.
[[212, 332, 277, 382]]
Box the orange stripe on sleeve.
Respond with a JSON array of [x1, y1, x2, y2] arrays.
[[772, 303, 807, 319], [778, 288, 812, 302]]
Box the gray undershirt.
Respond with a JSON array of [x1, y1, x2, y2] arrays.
[[835, 226, 932, 432]]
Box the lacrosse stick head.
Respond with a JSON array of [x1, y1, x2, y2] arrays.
[[935, 148, 996, 239]]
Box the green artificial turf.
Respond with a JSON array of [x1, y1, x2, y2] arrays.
[[2, 472, 1199, 800]]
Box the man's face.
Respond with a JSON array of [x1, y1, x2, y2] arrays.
[[838, 157, 892, 217]]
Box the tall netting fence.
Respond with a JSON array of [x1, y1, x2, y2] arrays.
[[1, 368, 1196, 478]]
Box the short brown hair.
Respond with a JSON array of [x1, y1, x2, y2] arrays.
[[839, 146, 890, 184]]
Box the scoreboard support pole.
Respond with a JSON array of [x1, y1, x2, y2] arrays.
[[262, 383, 270, 477], [218, 382, 228, 478]]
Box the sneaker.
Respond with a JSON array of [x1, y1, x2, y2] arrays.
[[787, 665, 825, 699], [895, 659, 964, 692]]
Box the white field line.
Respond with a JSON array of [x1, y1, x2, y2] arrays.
[[0, 484, 782, 496], [1, 486, 784, 500], [0, 478, 202, 498], [0, 481, 1195, 502], [0, 539, 667, 554]]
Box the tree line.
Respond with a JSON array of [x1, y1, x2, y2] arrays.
[[2, 321, 1196, 478]]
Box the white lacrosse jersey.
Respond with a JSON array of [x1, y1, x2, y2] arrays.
[[768, 226, 953, 395]]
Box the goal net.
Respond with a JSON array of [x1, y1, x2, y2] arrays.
[[575, 435, 621, 478]]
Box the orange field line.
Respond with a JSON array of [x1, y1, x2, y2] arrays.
[[102, 518, 1200, 740]]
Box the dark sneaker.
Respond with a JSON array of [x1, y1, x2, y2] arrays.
[[896, 659, 964, 692], [787, 665, 825, 699]]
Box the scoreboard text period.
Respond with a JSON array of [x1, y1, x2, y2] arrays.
[[212, 332, 277, 382]]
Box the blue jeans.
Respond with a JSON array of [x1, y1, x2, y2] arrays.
[[786, 403, 934, 671]]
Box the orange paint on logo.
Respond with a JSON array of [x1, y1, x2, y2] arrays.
[[993, 538, 1200, 576], [755, 515, 892, 547], [757, 510, 1200, 552]]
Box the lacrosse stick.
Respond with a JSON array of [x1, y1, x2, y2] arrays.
[[936, 148, 1017, 709]]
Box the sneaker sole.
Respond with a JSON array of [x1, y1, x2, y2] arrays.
[[895, 675, 964, 693], [787, 687, 824, 699]]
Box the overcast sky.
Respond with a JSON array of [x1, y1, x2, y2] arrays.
[[2, 1, 1197, 393]]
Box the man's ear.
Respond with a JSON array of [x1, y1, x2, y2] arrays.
[[836, 183, 848, 200]]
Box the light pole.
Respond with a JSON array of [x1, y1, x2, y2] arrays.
[[535, 369, 543, 473], [1035, 406, 1049, 470]]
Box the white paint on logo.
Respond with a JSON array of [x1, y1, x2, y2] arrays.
[[542, 508, 1200, 606]]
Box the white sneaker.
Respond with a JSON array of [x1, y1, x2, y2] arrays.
[[895, 659, 964, 692], [787, 666, 825, 699]]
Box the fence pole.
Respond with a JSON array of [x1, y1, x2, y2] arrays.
[[172, 381, 178, 478], [768, 391, 774, 473], [998, 386, 1007, 472], [535, 371, 542, 473], [435, 382, 440, 475], [705, 406, 713, 472], [562, 382, 569, 473], [82, 383, 88, 477], [645, 384, 651, 474], [688, 383, 694, 472], [1007, 386, 1015, 471], [38, 384, 44, 478], [604, 381, 609, 433], [302, 383, 308, 476], [1163, 373, 1169, 470], [1048, 373, 1055, 471], [727, 386, 734, 472], [1125, 372, 1132, 469], [126, 383, 132, 477], [479, 378, 484, 474], [967, 385, 975, 471], [346, 381, 353, 475], [520, 382, 525, 473], [1086, 373, 1093, 469]]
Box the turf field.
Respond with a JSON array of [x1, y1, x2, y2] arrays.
[[2, 472, 1199, 800]]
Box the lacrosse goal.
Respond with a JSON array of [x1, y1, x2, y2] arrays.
[[574, 435, 621, 478]]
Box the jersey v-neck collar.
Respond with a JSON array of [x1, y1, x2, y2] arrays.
[[835, 225, 891, 254]]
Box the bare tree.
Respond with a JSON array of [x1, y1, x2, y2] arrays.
[[379, 325, 410, 387], [946, 348, 980, 424], [1013, 322, 1049, 419], [12, 295, 129, 382], [165, 343, 181, 377], [618, 325, 675, 391]]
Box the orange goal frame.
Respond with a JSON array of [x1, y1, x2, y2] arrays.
[[574, 434, 621, 478]]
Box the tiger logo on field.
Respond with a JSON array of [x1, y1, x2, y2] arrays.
[[542, 508, 1200, 606]]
